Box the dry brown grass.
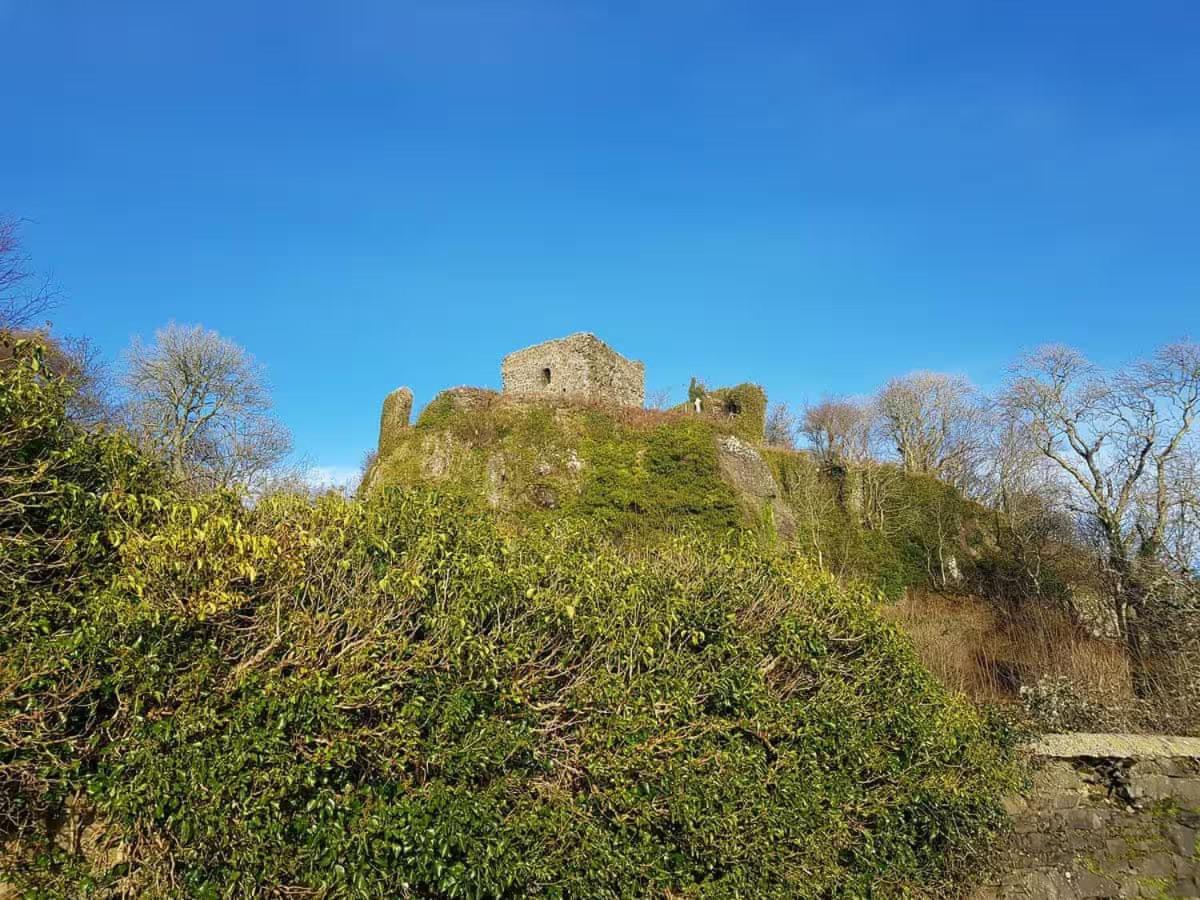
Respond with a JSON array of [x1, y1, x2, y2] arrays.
[[887, 591, 1132, 706]]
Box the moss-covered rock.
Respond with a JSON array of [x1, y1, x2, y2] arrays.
[[369, 389, 1013, 598], [703, 383, 768, 442]]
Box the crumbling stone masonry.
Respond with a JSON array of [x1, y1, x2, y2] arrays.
[[377, 387, 413, 457], [674, 383, 768, 443], [501, 333, 645, 407]]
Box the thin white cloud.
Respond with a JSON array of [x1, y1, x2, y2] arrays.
[[304, 465, 361, 493]]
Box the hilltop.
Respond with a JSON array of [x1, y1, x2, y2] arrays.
[[1, 336, 1021, 896], [363, 381, 1005, 604], [361, 335, 1141, 725]]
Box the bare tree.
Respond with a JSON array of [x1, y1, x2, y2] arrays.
[[764, 401, 798, 449], [801, 397, 873, 468], [1002, 342, 1200, 688], [979, 413, 1078, 605], [645, 387, 673, 411], [122, 322, 292, 492], [0, 219, 57, 330], [57, 334, 113, 425], [1161, 447, 1200, 576], [875, 372, 985, 490]]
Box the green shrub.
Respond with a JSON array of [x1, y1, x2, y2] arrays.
[[573, 416, 741, 534], [1, 341, 1020, 897], [0, 338, 166, 838], [675, 383, 767, 444]]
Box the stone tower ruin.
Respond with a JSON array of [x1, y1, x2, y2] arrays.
[[501, 332, 645, 407]]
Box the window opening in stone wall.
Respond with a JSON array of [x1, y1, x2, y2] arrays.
[[541, 367, 552, 385]]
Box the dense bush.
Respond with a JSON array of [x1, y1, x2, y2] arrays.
[[572, 414, 740, 533], [1, 339, 165, 837], [2, 342, 1020, 896]]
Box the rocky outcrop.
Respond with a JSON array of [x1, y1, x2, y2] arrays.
[[715, 434, 795, 538]]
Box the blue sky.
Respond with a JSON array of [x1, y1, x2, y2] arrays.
[[4, 1, 1198, 482]]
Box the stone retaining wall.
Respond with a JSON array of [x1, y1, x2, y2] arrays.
[[975, 735, 1200, 898]]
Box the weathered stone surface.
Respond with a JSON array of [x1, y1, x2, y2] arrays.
[[501, 333, 644, 407], [973, 737, 1200, 899], [1031, 734, 1200, 759], [1064, 808, 1104, 830], [378, 386, 414, 457], [421, 432, 457, 478], [1003, 795, 1029, 816], [1133, 774, 1175, 802], [1140, 851, 1178, 878], [485, 453, 505, 508], [1169, 826, 1197, 857], [1174, 780, 1200, 809], [1172, 876, 1200, 896], [715, 434, 795, 538], [1072, 869, 1119, 895]]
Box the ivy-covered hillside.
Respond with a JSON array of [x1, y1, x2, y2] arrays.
[[2, 342, 1020, 896], [364, 387, 1031, 604]]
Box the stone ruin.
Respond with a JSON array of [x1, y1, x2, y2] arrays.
[[376, 334, 774, 456], [500, 332, 645, 407], [377, 386, 413, 458]]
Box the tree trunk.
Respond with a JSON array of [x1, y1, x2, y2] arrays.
[[1102, 542, 1153, 697]]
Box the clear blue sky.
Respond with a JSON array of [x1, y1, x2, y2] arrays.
[[4, 1, 1198, 481]]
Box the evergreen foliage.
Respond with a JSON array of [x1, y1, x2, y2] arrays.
[[700, 384, 767, 443], [1, 343, 1020, 896]]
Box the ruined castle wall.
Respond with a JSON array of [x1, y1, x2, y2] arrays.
[[502, 341, 594, 399], [501, 333, 644, 407], [589, 347, 645, 408], [377, 386, 413, 457]]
